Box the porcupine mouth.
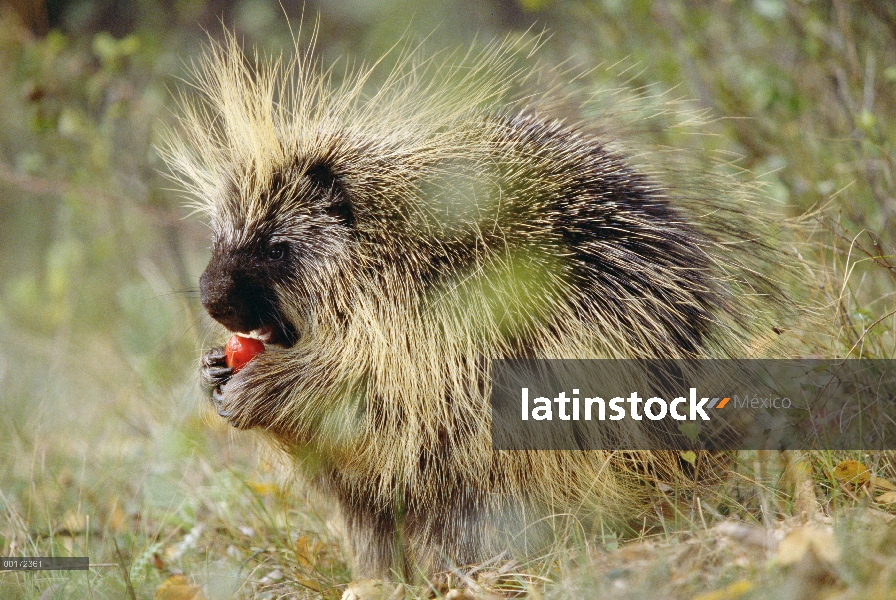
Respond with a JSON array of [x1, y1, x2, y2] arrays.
[[243, 322, 298, 348]]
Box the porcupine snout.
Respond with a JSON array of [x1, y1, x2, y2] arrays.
[[199, 248, 271, 334]]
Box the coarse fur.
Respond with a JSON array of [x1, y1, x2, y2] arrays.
[[163, 29, 789, 583]]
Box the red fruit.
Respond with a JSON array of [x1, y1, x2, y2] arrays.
[[225, 335, 265, 372]]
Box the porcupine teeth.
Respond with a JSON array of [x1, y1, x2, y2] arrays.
[[247, 326, 275, 344]]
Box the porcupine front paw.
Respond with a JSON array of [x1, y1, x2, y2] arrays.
[[200, 346, 233, 417]]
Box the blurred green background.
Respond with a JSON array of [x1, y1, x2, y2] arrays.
[[0, 0, 894, 598]]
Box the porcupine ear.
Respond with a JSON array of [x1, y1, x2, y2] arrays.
[[306, 161, 355, 227]]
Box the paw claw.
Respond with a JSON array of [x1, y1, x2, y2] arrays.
[[200, 346, 233, 392], [201, 346, 227, 368], [211, 385, 231, 417]]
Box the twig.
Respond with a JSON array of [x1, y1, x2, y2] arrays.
[[112, 538, 138, 600]]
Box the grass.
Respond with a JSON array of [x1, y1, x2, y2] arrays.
[[1, 1, 895, 598]]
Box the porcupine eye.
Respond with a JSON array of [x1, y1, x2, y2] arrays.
[[306, 162, 354, 227], [266, 245, 287, 261]]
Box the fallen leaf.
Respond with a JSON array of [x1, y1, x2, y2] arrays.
[[776, 525, 839, 565], [875, 491, 896, 504], [445, 589, 477, 600], [833, 460, 871, 486], [105, 497, 127, 534], [151, 552, 166, 571], [692, 579, 753, 600], [296, 577, 324, 593], [247, 481, 279, 496], [870, 475, 896, 491], [295, 535, 325, 570], [155, 575, 204, 600], [61, 511, 87, 534]]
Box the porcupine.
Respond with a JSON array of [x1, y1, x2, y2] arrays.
[[163, 30, 787, 594]]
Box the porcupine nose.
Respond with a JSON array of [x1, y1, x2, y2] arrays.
[[199, 266, 238, 328], [198, 250, 261, 333]]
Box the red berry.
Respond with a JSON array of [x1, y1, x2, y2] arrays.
[[225, 335, 265, 372]]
